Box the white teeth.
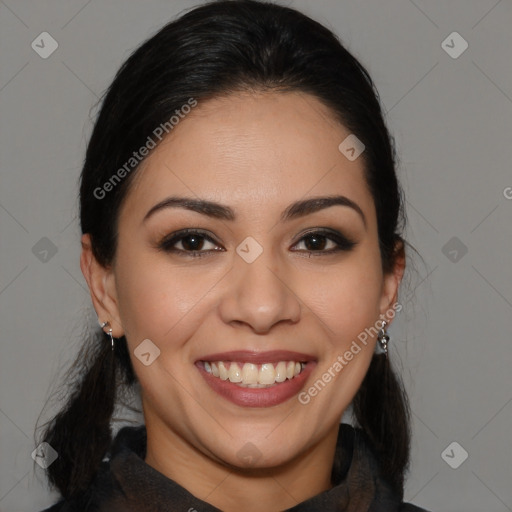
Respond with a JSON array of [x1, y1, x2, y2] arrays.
[[286, 361, 295, 379], [275, 361, 287, 382], [242, 363, 258, 384], [259, 363, 275, 385], [203, 360, 306, 386], [228, 363, 242, 383], [218, 361, 229, 380]]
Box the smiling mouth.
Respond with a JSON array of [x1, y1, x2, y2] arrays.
[[195, 350, 316, 407], [201, 360, 307, 388]]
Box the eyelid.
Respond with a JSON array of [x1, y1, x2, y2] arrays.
[[157, 227, 357, 256], [158, 228, 223, 249], [291, 227, 353, 243], [290, 227, 357, 252]]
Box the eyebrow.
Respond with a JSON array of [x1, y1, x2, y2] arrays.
[[143, 194, 367, 228]]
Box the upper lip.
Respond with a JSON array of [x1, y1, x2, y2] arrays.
[[197, 350, 316, 365]]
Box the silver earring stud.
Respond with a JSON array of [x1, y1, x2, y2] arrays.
[[99, 320, 115, 351], [107, 327, 114, 350], [377, 320, 390, 357]]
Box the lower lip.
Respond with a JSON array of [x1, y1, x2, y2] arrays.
[[196, 362, 316, 408]]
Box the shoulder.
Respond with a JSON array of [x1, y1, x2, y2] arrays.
[[37, 427, 145, 512], [37, 460, 114, 512], [39, 502, 66, 512], [39, 498, 92, 512], [345, 425, 432, 512], [401, 502, 432, 512], [39, 491, 105, 512]]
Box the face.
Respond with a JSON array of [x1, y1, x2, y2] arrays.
[[83, 91, 402, 471]]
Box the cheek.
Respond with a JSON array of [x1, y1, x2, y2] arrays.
[[113, 248, 223, 346], [300, 255, 383, 339], [297, 259, 382, 415]]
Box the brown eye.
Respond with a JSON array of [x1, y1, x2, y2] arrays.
[[292, 229, 357, 254], [158, 228, 356, 258], [179, 234, 208, 251], [158, 229, 223, 257]]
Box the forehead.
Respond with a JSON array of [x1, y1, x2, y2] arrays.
[[120, 91, 375, 225]]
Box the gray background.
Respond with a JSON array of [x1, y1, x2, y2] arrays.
[[1, 1, 511, 511]]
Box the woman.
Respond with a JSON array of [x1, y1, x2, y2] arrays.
[[39, 1, 431, 510]]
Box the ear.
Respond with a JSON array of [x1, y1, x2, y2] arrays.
[[80, 234, 124, 337], [379, 238, 405, 326]]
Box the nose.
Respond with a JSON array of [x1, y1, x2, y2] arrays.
[[218, 247, 301, 334]]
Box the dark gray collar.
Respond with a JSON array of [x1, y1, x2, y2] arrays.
[[105, 423, 403, 512]]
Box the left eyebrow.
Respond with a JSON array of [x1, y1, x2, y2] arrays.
[[143, 194, 367, 229], [281, 195, 366, 228]]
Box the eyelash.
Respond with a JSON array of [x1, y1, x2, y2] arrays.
[[157, 228, 357, 258]]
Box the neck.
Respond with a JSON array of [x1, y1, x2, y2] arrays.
[[144, 420, 340, 512]]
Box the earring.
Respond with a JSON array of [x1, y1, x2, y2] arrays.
[[377, 320, 390, 357], [107, 327, 114, 351], [99, 319, 115, 351]]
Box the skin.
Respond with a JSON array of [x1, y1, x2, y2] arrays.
[[81, 91, 404, 511]]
